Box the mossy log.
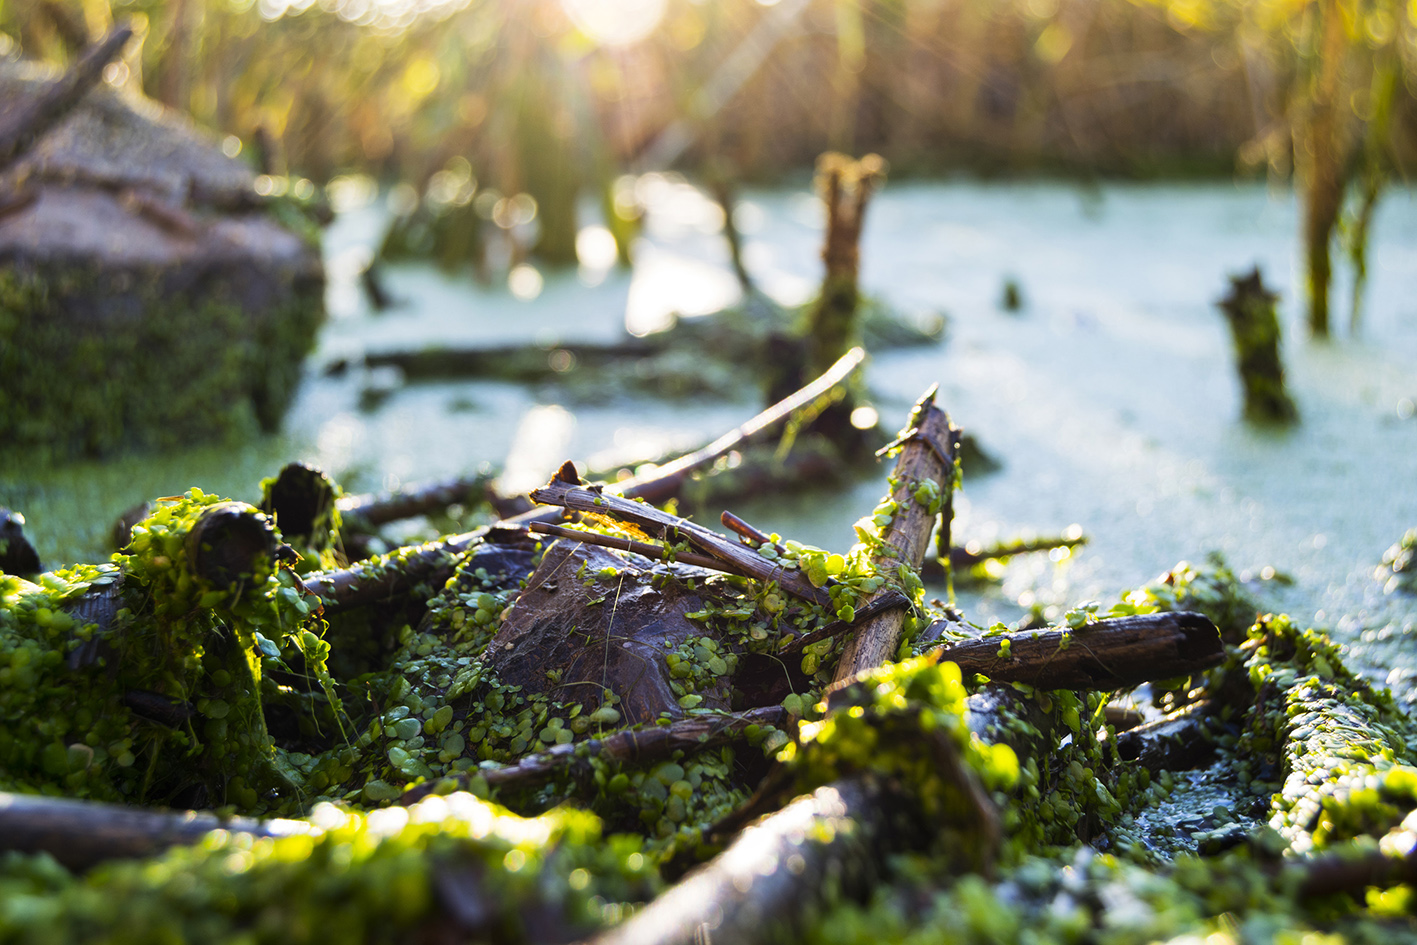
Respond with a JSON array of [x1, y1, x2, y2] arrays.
[[925, 612, 1224, 691]]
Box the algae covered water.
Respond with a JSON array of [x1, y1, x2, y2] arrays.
[[5, 177, 1416, 691]]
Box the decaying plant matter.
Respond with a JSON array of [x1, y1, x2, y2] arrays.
[[3, 379, 1417, 944]]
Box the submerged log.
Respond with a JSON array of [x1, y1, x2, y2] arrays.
[[926, 612, 1224, 691]]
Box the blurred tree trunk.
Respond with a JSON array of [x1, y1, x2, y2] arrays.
[[1296, 0, 1354, 339]]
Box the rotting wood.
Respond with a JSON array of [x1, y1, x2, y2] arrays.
[[831, 388, 959, 685], [0, 24, 133, 171], [401, 707, 789, 806], [924, 612, 1224, 692], [0, 791, 311, 871]]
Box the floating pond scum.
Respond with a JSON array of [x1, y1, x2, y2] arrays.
[[4, 386, 1417, 944]]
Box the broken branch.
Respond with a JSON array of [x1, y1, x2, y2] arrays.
[[527, 521, 738, 574], [832, 388, 959, 684], [531, 466, 833, 608]]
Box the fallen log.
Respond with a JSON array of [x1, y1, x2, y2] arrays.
[[832, 387, 959, 684], [0, 792, 311, 871], [924, 612, 1224, 691], [361, 339, 664, 382]]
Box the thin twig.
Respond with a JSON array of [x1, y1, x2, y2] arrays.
[[527, 521, 740, 574]]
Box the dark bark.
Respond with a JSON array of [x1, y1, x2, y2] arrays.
[[926, 612, 1223, 691], [335, 471, 495, 529], [261, 462, 340, 552], [183, 501, 286, 590]]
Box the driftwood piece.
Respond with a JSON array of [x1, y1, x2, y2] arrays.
[[0, 24, 133, 171], [531, 465, 833, 609], [402, 706, 788, 806], [925, 612, 1224, 691], [590, 777, 905, 945], [832, 389, 959, 684], [0, 791, 310, 871]]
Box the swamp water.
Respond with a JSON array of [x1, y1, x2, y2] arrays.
[[5, 177, 1417, 693]]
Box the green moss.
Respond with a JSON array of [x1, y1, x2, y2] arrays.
[[0, 261, 322, 464], [0, 490, 329, 808]]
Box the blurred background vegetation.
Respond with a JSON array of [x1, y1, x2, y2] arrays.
[[3, 0, 1415, 331]]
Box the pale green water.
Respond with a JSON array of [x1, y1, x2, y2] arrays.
[[5, 177, 1416, 692]]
